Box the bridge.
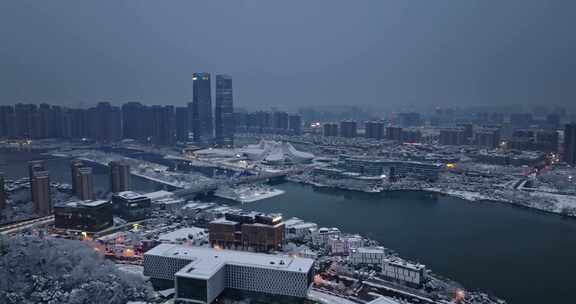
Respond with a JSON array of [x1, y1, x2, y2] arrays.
[[173, 169, 300, 198]]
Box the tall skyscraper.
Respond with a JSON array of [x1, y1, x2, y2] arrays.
[[90, 102, 122, 142], [258, 111, 272, 133], [38, 103, 53, 139], [175, 106, 190, 142], [475, 128, 501, 149], [215, 74, 234, 147], [0, 105, 15, 138], [110, 161, 131, 193], [234, 112, 248, 133], [78, 167, 94, 201], [72, 161, 94, 201], [272, 111, 289, 134], [0, 173, 6, 211], [386, 126, 403, 141], [69, 108, 89, 139], [122, 102, 149, 141], [439, 129, 467, 146], [29, 161, 52, 216], [15, 103, 38, 139], [288, 114, 302, 135], [323, 123, 339, 137], [340, 121, 358, 138], [28, 160, 44, 205], [150, 105, 176, 146], [365, 121, 385, 139], [564, 123, 576, 166], [70, 159, 84, 196], [192, 73, 213, 144]]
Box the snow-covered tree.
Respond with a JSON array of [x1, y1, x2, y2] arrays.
[[0, 235, 153, 304]]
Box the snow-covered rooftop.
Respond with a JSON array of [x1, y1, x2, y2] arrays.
[[366, 296, 402, 304], [116, 191, 145, 200], [240, 140, 314, 164], [65, 200, 109, 208], [158, 227, 206, 243], [146, 244, 314, 280], [144, 190, 174, 201]]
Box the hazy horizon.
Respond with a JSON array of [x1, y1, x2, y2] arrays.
[[1, 1, 575, 111]]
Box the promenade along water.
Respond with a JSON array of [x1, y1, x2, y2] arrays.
[[2, 149, 576, 303]]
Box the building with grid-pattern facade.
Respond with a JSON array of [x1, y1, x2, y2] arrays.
[[144, 244, 314, 304]]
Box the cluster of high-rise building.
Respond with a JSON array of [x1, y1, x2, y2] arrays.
[[234, 110, 302, 135], [319, 118, 576, 166], [24, 158, 133, 218], [0, 73, 236, 147]]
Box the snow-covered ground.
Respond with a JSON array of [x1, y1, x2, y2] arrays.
[[215, 185, 285, 203], [307, 289, 361, 304], [425, 187, 491, 202]]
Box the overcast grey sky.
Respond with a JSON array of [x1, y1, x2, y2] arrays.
[[1, 1, 575, 111]]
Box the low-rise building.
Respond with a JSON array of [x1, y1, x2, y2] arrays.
[[154, 197, 187, 212], [381, 257, 427, 287], [54, 200, 113, 232], [349, 247, 385, 266], [340, 156, 442, 181], [143, 244, 314, 304], [285, 220, 318, 241], [209, 213, 285, 252], [311, 227, 341, 247], [111, 191, 152, 221], [328, 235, 364, 255]]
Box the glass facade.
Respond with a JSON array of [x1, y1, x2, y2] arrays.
[[177, 276, 208, 302]]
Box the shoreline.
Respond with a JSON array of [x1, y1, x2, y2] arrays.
[[292, 179, 576, 220]]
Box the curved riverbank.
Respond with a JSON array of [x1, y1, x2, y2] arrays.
[[292, 176, 576, 220]]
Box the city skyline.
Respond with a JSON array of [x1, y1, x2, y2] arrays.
[[1, 1, 576, 110], [2, 2, 576, 304]]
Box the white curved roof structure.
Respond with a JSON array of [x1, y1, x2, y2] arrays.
[[241, 140, 314, 164]]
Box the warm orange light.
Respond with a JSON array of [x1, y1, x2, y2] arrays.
[[446, 163, 456, 169], [123, 248, 134, 257], [313, 274, 325, 286]]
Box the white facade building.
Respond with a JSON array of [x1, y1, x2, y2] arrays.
[[284, 218, 318, 240], [381, 258, 427, 287], [349, 247, 385, 265], [144, 244, 314, 304], [312, 227, 341, 247], [328, 235, 365, 255]]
